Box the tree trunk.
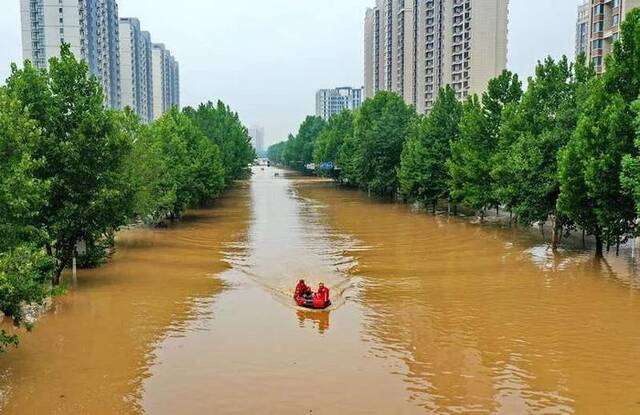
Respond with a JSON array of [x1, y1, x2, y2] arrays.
[[551, 217, 561, 252], [479, 209, 485, 224], [53, 262, 65, 286], [509, 210, 513, 228], [616, 239, 620, 256], [582, 229, 586, 249], [496, 206, 499, 216], [453, 205, 458, 216], [595, 234, 604, 258], [432, 200, 436, 214]]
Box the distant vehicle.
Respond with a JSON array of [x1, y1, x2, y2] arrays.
[[274, 172, 280, 177]]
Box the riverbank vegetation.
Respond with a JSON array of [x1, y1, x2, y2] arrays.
[[0, 44, 254, 351], [269, 9, 640, 259]]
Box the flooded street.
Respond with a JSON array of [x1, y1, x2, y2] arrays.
[[1, 167, 640, 414]]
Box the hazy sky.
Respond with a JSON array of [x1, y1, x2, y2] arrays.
[[0, 0, 582, 146]]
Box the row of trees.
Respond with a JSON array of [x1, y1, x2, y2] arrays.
[[269, 10, 640, 260], [0, 45, 255, 351]]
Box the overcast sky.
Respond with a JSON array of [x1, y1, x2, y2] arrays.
[[0, 0, 582, 146]]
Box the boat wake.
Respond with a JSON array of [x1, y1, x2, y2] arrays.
[[220, 167, 362, 311]]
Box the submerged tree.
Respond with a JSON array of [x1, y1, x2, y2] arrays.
[[267, 140, 287, 165], [0, 87, 54, 351], [354, 91, 415, 196], [399, 86, 461, 210], [448, 71, 522, 220], [621, 101, 640, 218], [492, 56, 593, 250], [5, 44, 134, 284], [149, 108, 225, 218], [184, 101, 255, 184], [447, 95, 492, 219], [313, 109, 354, 168], [560, 10, 640, 257], [281, 116, 326, 169]]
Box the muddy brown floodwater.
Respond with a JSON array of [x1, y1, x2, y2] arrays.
[[1, 167, 640, 414]]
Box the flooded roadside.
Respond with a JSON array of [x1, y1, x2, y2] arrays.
[[0, 185, 252, 414], [297, 179, 640, 414], [1, 167, 639, 414]]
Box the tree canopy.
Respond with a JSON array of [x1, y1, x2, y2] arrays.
[[0, 44, 256, 350]]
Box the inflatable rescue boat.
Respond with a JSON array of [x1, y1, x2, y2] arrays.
[[294, 293, 331, 310]]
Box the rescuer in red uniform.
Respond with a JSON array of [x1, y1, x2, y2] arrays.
[[294, 279, 312, 298], [313, 282, 330, 308]]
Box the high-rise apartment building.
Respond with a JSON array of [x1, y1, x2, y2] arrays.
[[119, 18, 142, 117], [87, 0, 120, 108], [20, 0, 83, 68], [139, 31, 154, 122], [315, 87, 363, 120], [580, 0, 640, 73], [576, 1, 591, 58], [151, 43, 180, 120], [20, 0, 179, 117], [119, 19, 155, 122], [364, 0, 509, 113], [248, 127, 265, 152], [20, 0, 121, 108]]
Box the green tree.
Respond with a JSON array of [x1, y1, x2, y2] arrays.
[[119, 110, 175, 222], [267, 141, 287, 164], [313, 110, 354, 167], [560, 10, 640, 257], [492, 56, 592, 250], [447, 71, 522, 220], [0, 246, 54, 352], [6, 45, 134, 283], [0, 87, 48, 250], [398, 86, 461, 209], [184, 101, 255, 184], [282, 116, 326, 169], [149, 108, 225, 218], [0, 87, 54, 351], [355, 91, 415, 196], [621, 101, 640, 217], [482, 70, 523, 140], [447, 95, 492, 218], [559, 83, 634, 256]]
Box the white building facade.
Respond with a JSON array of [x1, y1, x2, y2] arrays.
[[20, 0, 178, 116], [20, 0, 83, 69], [151, 43, 180, 120], [119, 18, 156, 123], [364, 0, 509, 113], [21, 0, 121, 108], [248, 127, 265, 152], [315, 87, 363, 120]]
